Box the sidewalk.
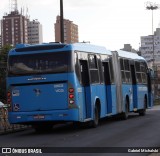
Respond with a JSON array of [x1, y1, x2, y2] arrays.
[[0, 107, 29, 134]]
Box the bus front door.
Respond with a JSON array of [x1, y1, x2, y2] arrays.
[[147, 72, 153, 107], [130, 64, 137, 109], [80, 60, 92, 119], [103, 62, 112, 114]]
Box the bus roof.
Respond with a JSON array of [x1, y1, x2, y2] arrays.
[[12, 43, 144, 62], [71, 43, 112, 55], [116, 50, 145, 61], [12, 43, 112, 55]]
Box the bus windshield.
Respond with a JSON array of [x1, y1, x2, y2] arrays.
[[8, 51, 72, 76]]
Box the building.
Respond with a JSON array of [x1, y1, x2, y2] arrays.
[[0, 21, 1, 53], [54, 15, 79, 43], [140, 28, 160, 68], [0, 35, 2, 53], [121, 44, 138, 53], [1, 10, 28, 46], [28, 19, 43, 45], [140, 28, 160, 96]]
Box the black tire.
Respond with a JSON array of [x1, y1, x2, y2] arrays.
[[122, 100, 129, 120], [139, 98, 147, 116], [90, 105, 99, 128]]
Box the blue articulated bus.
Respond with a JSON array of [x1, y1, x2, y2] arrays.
[[7, 43, 153, 131]]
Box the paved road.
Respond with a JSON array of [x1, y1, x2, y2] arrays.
[[0, 106, 160, 156]]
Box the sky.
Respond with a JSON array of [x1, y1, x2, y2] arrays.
[[0, 0, 160, 50]]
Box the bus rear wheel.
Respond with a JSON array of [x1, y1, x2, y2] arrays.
[[90, 105, 99, 128]]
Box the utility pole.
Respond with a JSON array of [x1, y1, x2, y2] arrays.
[[145, 1, 159, 97], [60, 0, 64, 43]]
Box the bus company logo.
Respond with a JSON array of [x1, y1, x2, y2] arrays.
[[28, 77, 46, 81], [2, 148, 11, 154], [33, 89, 41, 96], [12, 90, 20, 96]]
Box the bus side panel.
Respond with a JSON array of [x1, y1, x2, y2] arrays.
[[122, 85, 133, 112], [133, 85, 138, 109], [84, 86, 92, 119], [96, 85, 107, 117], [106, 85, 112, 115], [137, 85, 148, 109], [148, 92, 153, 108], [88, 85, 107, 119]]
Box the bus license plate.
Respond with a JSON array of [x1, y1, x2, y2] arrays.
[[33, 115, 45, 119]]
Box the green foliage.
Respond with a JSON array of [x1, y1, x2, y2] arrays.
[[0, 44, 12, 102], [0, 65, 7, 103], [0, 44, 13, 62]]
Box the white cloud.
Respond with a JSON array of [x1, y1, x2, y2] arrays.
[[65, 0, 108, 8], [1, 0, 160, 50]]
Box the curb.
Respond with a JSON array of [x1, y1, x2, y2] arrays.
[[0, 125, 31, 135]]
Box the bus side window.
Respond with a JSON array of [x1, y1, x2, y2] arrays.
[[102, 61, 111, 85], [97, 55, 104, 84], [80, 60, 90, 86], [109, 57, 114, 84], [88, 54, 100, 84], [141, 62, 147, 84], [124, 59, 131, 83], [135, 61, 142, 84], [120, 59, 126, 83]]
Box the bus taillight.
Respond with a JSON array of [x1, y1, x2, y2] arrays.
[[7, 91, 12, 111], [69, 88, 74, 93], [69, 94, 74, 99], [69, 88, 75, 106], [7, 91, 11, 104]]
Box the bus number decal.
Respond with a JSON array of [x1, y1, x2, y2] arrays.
[[54, 84, 64, 88], [138, 87, 147, 92], [55, 89, 64, 93]]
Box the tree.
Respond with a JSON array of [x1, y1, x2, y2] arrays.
[[0, 44, 13, 102], [0, 44, 13, 62]]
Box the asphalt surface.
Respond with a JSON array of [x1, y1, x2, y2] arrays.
[[0, 105, 160, 156]]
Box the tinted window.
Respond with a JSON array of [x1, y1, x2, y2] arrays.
[[89, 55, 97, 69], [120, 59, 131, 83], [120, 59, 124, 70], [109, 58, 114, 83], [135, 62, 140, 72], [75, 52, 81, 82], [8, 52, 71, 76], [89, 55, 99, 84], [135, 61, 147, 84], [97, 55, 104, 83]]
